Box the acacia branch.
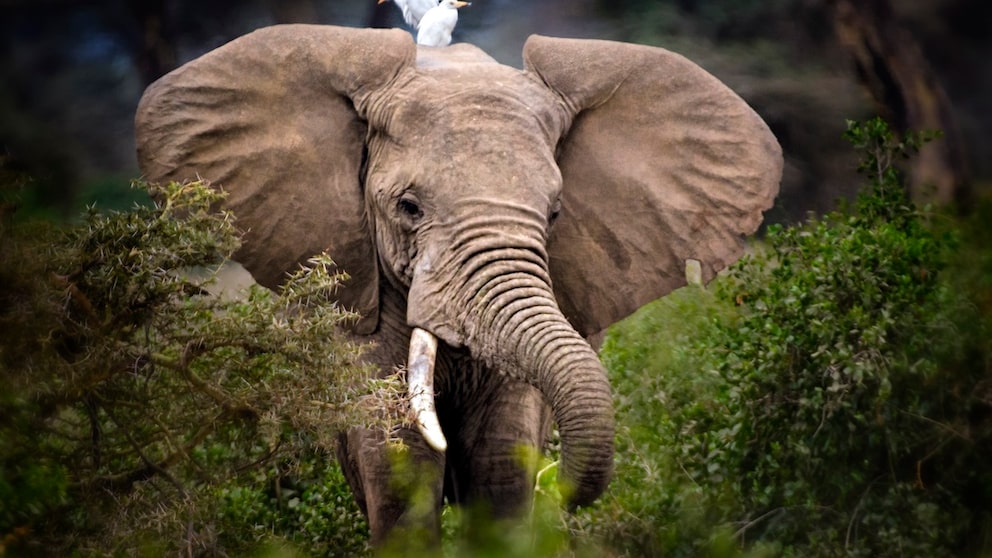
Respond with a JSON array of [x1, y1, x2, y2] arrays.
[[50, 273, 100, 326], [90, 410, 225, 493], [97, 406, 189, 497], [146, 344, 259, 420]]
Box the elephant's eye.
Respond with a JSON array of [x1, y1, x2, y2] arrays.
[[549, 199, 562, 223], [397, 196, 423, 220]]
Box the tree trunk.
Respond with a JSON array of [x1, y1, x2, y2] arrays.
[[368, 1, 395, 29], [825, 0, 969, 207], [270, 0, 319, 24], [108, 0, 177, 86]]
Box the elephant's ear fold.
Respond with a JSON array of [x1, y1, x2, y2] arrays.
[[523, 35, 782, 337], [136, 25, 414, 334]]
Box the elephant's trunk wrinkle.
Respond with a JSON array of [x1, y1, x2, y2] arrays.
[[488, 303, 557, 354], [457, 246, 550, 285], [477, 285, 553, 327], [449, 213, 550, 259], [473, 275, 545, 307], [538, 344, 614, 506], [433, 247, 615, 509], [467, 284, 557, 356], [457, 240, 549, 269], [518, 323, 577, 372], [451, 249, 553, 325], [527, 344, 614, 506], [452, 196, 549, 224], [453, 234, 549, 260], [416, 219, 614, 507]]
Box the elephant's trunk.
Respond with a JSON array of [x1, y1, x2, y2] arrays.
[[407, 208, 615, 507], [460, 246, 614, 507], [480, 288, 615, 507]]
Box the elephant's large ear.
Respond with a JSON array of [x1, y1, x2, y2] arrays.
[[136, 25, 415, 334], [523, 35, 782, 337]]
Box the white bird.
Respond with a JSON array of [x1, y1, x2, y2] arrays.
[[377, 0, 438, 30], [416, 0, 470, 47]]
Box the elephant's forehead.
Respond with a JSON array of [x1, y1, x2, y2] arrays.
[[387, 66, 565, 146], [399, 89, 561, 182], [366, 62, 567, 201]]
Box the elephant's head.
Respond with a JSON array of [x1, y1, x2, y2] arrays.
[[135, 25, 781, 509]]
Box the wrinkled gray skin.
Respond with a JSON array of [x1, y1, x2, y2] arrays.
[[135, 25, 782, 545]]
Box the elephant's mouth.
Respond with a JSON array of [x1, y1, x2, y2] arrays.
[[407, 327, 448, 452]]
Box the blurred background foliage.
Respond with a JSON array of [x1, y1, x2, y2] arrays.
[[1, 0, 990, 220]]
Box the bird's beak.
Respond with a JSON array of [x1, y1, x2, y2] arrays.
[[377, 0, 387, 4], [454, 1, 470, 6]]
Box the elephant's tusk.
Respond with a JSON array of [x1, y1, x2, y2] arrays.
[[407, 327, 447, 452]]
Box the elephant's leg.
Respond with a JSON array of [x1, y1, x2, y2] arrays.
[[339, 426, 445, 547], [445, 379, 552, 519]]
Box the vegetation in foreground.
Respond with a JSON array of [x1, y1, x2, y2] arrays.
[[2, 118, 990, 556], [0, 180, 384, 556], [590, 118, 992, 557]]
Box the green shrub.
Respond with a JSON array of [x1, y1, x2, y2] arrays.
[[699, 119, 971, 555], [0, 180, 383, 556], [217, 452, 369, 556], [594, 118, 992, 556], [592, 286, 763, 558]]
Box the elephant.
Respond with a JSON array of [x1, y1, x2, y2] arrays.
[[134, 24, 782, 545]]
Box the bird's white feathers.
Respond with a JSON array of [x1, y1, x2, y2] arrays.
[[387, 0, 438, 29], [416, 0, 469, 47]]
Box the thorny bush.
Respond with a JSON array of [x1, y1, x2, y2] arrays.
[[0, 180, 409, 556]]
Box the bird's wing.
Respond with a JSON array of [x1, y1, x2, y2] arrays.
[[417, 9, 454, 46], [390, 0, 420, 28], [406, 0, 437, 28]]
